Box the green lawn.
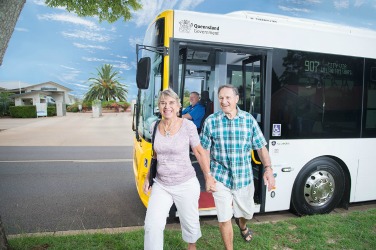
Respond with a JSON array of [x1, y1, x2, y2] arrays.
[[8, 209, 376, 250]]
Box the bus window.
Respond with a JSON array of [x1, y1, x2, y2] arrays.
[[182, 77, 203, 107], [364, 59, 376, 137], [227, 58, 263, 122], [138, 54, 162, 141], [271, 49, 363, 139]]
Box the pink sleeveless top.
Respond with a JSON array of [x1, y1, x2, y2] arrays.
[[152, 118, 200, 186]]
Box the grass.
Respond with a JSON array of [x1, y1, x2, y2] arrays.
[[8, 209, 376, 250]]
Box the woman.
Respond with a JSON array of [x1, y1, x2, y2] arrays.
[[143, 89, 216, 250]]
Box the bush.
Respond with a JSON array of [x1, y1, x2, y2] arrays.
[[67, 101, 129, 112], [9, 106, 37, 118], [67, 103, 79, 112], [118, 101, 130, 111], [102, 100, 116, 108], [47, 106, 56, 116]]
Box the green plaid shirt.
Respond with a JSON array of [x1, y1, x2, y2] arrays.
[[200, 107, 267, 190]]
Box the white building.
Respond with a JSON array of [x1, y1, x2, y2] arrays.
[[1, 81, 74, 117]]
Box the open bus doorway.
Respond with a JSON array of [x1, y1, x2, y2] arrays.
[[175, 42, 269, 215]]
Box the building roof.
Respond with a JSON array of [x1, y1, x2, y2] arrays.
[[0, 81, 72, 92], [28, 81, 73, 91], [11, 90, 64, 98]]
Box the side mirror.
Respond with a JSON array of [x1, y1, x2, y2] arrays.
[[136, 57, 151, 89]]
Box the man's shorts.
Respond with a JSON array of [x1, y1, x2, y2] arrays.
[[212, 181, 255, 222]]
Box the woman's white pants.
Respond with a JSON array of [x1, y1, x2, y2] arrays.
[[144, 177, 202, 250]]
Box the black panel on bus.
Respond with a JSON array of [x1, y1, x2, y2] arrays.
[[270, 49, 364, 139]]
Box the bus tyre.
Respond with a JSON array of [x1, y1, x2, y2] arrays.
[[291, 157, 345, 216]]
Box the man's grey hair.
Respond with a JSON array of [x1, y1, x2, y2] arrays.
[[191, 91, 200, 97], [218, 84, 239, 96]]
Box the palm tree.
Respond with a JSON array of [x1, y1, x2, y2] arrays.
[[84, 64, 128, 102]]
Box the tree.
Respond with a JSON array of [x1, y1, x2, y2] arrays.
[[45, 0, 142, 23], [84, 64, 128, 102], [0, 92, 12, 117]]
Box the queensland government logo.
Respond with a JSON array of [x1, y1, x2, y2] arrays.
[[179, 19, 220, 35], [179, 20, 193, 33]]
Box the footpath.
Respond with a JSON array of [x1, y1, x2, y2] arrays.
[[0, 112, 134, 146]]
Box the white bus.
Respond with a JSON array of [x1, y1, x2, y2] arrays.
[[133, 9, 376, 216]]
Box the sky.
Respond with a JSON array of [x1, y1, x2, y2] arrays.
[[0, 0, 375, 102]]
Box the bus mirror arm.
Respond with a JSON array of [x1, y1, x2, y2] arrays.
[[135, 130, 141, 142], [137, 44, 168, 56], [135, 90, 142, 142], [132, 104, 137, 132]]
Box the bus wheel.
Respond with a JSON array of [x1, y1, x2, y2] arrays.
[[291, 157, 345, 216]]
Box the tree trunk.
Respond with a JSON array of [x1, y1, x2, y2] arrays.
[[0, 0, 27, 65], [0, 216, 10, 250]]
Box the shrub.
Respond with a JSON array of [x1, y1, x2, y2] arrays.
[[47, 106, 56, 116], [9, 106, 37, 118], [67, 103, 79, 112], [118, 101, 130, 111]]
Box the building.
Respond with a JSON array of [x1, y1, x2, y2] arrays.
[[1, 81, 74, 117]]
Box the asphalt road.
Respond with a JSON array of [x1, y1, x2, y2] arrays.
[[0, 146, 147, 235], [0, 112, 148, 235]]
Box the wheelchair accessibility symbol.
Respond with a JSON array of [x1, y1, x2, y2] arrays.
[[272, 124, 281, 136]]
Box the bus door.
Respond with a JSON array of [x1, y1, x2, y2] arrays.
[[177, 46, 216, 214], [229, 55, 265, 208]]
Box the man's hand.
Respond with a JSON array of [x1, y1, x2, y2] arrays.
[[263, 169, 276, 192]]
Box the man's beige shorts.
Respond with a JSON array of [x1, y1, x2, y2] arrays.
[[212, 181, 255, 222]]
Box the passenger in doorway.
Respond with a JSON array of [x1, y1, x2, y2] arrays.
[[182, 91, 205, 130], [143, 88, 214, 250], [200, 84, 275, 249]]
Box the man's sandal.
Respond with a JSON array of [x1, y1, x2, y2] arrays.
[[235, 218, 253, 243]]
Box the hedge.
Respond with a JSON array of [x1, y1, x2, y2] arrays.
[[9, 106, 37, 118]]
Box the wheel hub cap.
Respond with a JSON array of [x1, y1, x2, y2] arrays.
[[304, 170, 335, 206]]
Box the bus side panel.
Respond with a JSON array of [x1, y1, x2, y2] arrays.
[[354, 138, 376, 202], [133, 137, 153, 208], [266, 139, 362, 212]]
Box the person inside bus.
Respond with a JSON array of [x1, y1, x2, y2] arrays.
[[182, 91, 205, 130], [143, 88, 215, 250], [200, 84, 275, 248]]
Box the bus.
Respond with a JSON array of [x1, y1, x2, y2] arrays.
[[132, 9, 376, 217]]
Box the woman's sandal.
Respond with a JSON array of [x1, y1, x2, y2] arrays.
[[235, 218, 253, 243]]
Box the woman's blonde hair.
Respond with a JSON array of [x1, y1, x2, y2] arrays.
[[158, 88, 182, 109]]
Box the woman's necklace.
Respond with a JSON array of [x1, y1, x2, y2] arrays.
[[163, 119, 176, 137]]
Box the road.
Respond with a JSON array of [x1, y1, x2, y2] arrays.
[[0, 112, 147, 235], [0, 146, 147, 235]]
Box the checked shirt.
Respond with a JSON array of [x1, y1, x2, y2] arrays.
[[200, 107, 267, 190]]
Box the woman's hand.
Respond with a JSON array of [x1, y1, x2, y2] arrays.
[[143, 179, 151, 195], [192, 145, 216, 192], [205, 175, 217, 193]]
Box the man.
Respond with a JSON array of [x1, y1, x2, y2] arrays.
[[182, 91, 205, 130], [200, 84, 275, 250]]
